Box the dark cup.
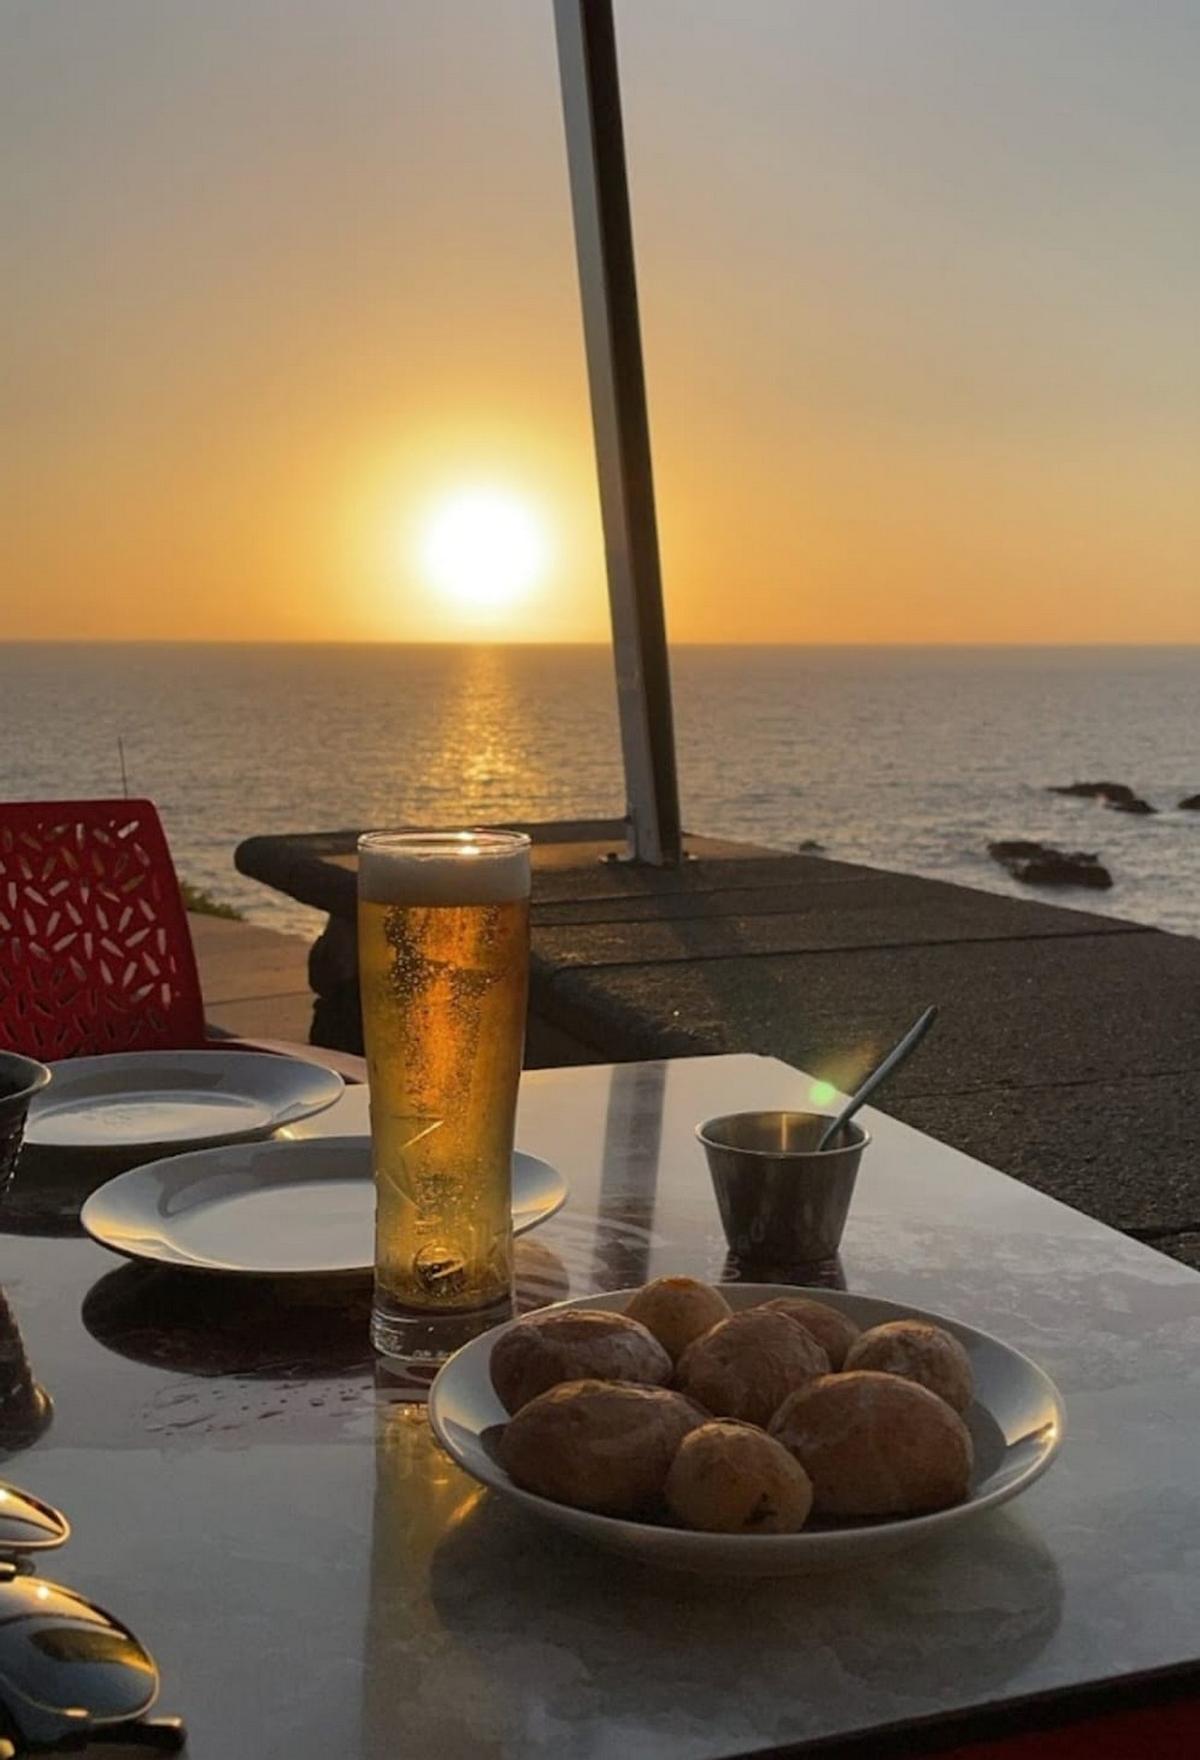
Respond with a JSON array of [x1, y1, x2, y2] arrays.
[[697, 1109, 869, 1265], [0, 1052, 52, 1203]]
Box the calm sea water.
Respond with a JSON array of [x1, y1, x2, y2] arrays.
[[3, 643, 1199, 941]]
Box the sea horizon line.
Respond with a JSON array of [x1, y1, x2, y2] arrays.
[[7, 638, 1200, 652]]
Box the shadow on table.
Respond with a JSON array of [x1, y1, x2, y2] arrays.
[[82, 1226, 575, 1385], [417, 1494, 1063, 1743], [0, 1285, 53, 1458], [81, 1232, 573, 1383], [0, 1147, 90, 1238], [81, 1263, 375, 1379], [721, 1249, 847, 1289]]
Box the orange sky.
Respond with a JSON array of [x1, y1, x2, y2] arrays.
[[5, 1, 1199, 644]]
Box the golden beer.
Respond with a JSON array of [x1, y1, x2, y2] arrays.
[[357, 830, 530, 1360]]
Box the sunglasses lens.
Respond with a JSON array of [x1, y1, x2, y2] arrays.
[[0, 1576, 158, 1745], [0, 1484, 69, 1553]]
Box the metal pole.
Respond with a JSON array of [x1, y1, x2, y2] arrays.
[[553, 0, 683, 865]]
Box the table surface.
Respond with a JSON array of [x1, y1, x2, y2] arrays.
[[2, 1053, 1200, 1760]]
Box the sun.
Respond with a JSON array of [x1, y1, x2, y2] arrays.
[[417, 486, 550, 616]]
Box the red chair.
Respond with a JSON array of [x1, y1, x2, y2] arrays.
[[0, 800, 206, 1060]]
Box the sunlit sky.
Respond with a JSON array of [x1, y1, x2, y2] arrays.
[[4, 0, 1199, 643]]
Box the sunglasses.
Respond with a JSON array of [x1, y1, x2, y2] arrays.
[[0, 1482, 185, 1756]]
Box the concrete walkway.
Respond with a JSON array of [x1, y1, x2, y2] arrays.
[[189, 913, 312, 1044]]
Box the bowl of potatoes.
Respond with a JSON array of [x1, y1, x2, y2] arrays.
[[428, 1278, 1065, 1576]]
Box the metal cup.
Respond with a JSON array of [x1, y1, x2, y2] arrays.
[[0, 1052, 51, 1204], [696, 1110, 869, 1265]]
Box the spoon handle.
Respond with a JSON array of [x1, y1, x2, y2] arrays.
[[817, 1005, 938, 1151]]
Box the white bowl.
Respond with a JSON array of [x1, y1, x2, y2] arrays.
[[428, 1284, 1065, 1577]]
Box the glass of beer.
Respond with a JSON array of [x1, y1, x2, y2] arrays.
[[357, 829, 531, 1363]]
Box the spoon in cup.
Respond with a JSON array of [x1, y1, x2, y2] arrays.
[[816, 1005, 938, 1151]]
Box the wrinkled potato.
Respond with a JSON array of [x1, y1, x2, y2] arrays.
[[843, 1320, 973, 1414], [676, 1308, 829, 1428], [665, 1420, 813, 1534], [490, 1309, 671, 1415], [498, 1379, 705, 1515], [760, 1296, 861, 1370], [625, 1276, 732, 1361], [770, 1371, 973, 1517]]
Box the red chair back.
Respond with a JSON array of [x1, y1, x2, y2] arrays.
[[0, 799, 206, 1060]]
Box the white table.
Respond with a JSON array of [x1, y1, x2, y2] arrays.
[[4, 1052, 1200, 1759]]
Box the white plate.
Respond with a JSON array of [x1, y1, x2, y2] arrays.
[[25, 1050, 344, 1160], [428, 1284, 1066, 1577], [80, 1137, 568, 1276]]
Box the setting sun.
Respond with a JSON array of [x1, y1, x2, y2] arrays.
[[417, 486, 550, 617]]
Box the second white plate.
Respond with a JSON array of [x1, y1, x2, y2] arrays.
[[81, 1137, 567, 1276], [25, 1049, 344, 1158]]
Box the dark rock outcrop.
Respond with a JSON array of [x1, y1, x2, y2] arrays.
[[988, 841, 1113, 890], [1049, 781, 1157, 815], [1050, 781, 1136, 803], [1179, 795, 1200, 811], [990, 841, 1050, 860]]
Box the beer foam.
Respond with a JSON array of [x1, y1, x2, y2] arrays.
[[358, 835, 530, 906]]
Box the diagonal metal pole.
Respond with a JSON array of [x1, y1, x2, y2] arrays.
[[554, 0, 683, 866]]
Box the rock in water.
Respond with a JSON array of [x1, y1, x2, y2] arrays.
[[1049, 780, 1136, 803], [1179, 794, 1200, 811], [987, 841, 1112, 890], [1049, 780, 1156, 814], [989, 839, 1051, 861]]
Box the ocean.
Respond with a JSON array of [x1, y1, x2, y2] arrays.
[[3, 643, 1199, 942]]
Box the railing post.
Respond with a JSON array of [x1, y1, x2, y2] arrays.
[[553, 0, 683, 866]]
